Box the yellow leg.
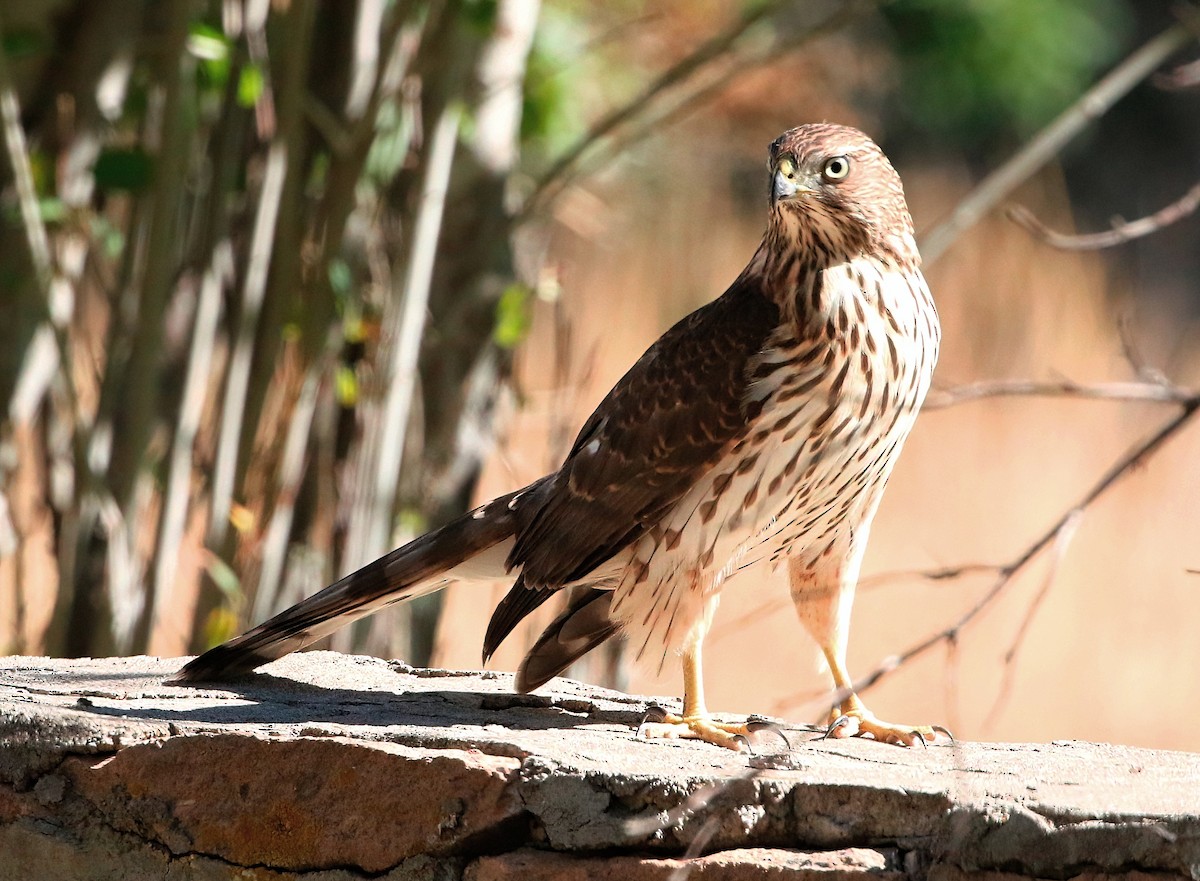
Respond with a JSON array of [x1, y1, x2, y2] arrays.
[[818, 643, 951, 746], [638, 640, 758, 750], [791, 553, 952, 748]]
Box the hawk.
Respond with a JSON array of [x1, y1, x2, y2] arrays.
[[175, 123, 947, 749]]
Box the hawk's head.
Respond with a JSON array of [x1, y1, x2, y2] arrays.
[[767, 124, 917, 266]]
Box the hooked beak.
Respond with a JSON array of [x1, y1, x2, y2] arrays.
[[771, 170, 814, 207]]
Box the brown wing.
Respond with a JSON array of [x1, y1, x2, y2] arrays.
[[508, 274, 780, 588]]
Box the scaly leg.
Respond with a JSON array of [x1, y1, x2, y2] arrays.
[[639, 597, 758, 750], [790, 550, 951, 747]]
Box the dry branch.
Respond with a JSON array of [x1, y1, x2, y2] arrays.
[[521, 0, 880, 221], [342, 102, 462, 574], [776, 397, 1200, 718], [919, 23, 1194, 263], [1007, 180, 1200, 251], [925, 378, 1195, 409]]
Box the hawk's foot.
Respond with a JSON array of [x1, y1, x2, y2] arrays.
[[638, 705, 784, 752], [823, 701, 953, 747]]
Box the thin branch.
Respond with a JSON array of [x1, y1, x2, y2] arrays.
[[1007, 180, 1200, 251], [1116, 312, 1170, 385], [252, 360, 323, 622], [209, 140, 289, 546], [983, 508, 1083, 731], [0, 16, 82, 427], [524, 1, 785, 215], [924, 379, 1198, 410], [710, 562, 1002, 647], [721, 370, 1200, 719], [544, 0, 877, 214], [826, 399, 1200, 706], [143, 251, 228, 650], [521, 0, 878, 221], [919, 23, 1194, 263], [0, 32, 52, 291], [342, 101, 462, 573], [1154, 56, 1200, 89]]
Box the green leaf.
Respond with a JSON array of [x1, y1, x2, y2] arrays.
[[397, 507, 428, 536], [493, 283, 533, 349], [237, 64, 264, 107], [328, 258, 352, 296], [38, 198, 66, 224], [2, 29, 46, 60], [883, 0, 1133, 145], [186, 23, 229, 61], [335, 364, 359, 407], [189, 22, 231, 89], [461, 0, 499, 32], [204, 555, 242, 601], [91, 218, 125, 259], [365, 101, 414, 185], [203, 607, 240, 648], [94, 148, 153, 193]]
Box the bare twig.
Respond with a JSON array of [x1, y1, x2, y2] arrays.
[[720, 372, 1200, 719], [710, 562, 1002, 648], [523, 1, 785, 217], [142, 252, 228, 650], [253, 360, 323, 622], [812, 399, 1200, 709], [0, 33, 52, 291], [983, 508, 1083, 731], [1007, 180, 1200, 251], [1154, 56, 1200, 89], [920, 23, 1194, 263], [925, 378, 1196, 410], [550, 0, 877, 211], [0, 17, 82, 427], [521, 0, 878, 221], [342, 101, 462, 574], [209, 141, 289, 546], [1116, 313, 1170, 385]]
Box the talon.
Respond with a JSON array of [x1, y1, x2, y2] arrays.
[[821, 714, 854, 740], [638, 714, 768, 751], [640, 703, 670, 727], [818, 703, 949, 748], [746, 718, 792, 752]]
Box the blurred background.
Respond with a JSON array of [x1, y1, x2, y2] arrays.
[[1, 0, 1198, 751]]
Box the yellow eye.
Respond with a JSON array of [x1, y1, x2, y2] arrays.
[[822, 155, 850, 181], [777, 156, 797, 179]]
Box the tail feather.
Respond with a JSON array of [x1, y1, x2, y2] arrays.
[[516, 588, 621, 693], [481, 574, 556, 664], [171, 480, 547, 683]]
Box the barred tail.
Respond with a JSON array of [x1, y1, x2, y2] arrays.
[[515, 588, 621, 693], [171, 481, 547, 683]]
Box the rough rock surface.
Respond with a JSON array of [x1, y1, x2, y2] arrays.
[[1, 652, 1197, 880]]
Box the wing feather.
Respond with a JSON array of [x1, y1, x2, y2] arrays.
[[509, 274, 780, 589]]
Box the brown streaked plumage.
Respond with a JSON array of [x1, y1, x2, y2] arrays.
[[174, 123, 947, 749]]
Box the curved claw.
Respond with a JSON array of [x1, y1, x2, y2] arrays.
[[932, 724, 956, 742], [640, 703, 670, 727], [746, 718, 793, 752], [821, 713, 854, 740], [821, 708, 951, 748]]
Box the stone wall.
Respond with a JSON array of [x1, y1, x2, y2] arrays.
[[2, 653, 1197, 880]]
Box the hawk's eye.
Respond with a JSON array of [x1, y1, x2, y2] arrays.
[[822, 156, 850, 182], [777, 156, 797, 179]]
